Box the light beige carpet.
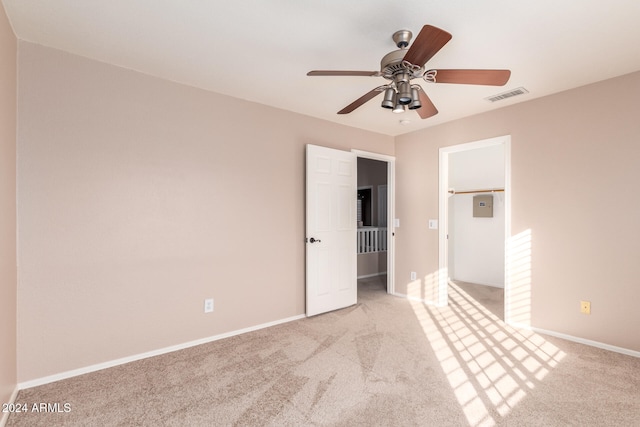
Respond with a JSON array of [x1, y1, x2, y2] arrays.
[[7, 276, 640, 426]]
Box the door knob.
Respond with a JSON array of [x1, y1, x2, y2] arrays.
[[309, 237, 321, 243]]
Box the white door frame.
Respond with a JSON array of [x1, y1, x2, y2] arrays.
[[438, 135, 511, 310], [352, 149, 396, 295]]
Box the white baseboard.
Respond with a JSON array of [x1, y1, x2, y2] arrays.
[[357, 272, 387, 279], [0, 386, 19, 427], [451, 278, 504, 289], [391, 292, 445, 307], [18, 314, 306, 390], [392, 292, 640, 358], [508, 322, 640, 359]]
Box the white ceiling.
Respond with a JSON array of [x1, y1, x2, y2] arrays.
[[4, 0, 640, 136]]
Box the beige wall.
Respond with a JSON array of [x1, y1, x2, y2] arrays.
[[357, 252, 388, 278], [395, 71, 640, 352], [12, 38, 640, 384], [16, 43, 394, 382], [0, 1, 18, 407]]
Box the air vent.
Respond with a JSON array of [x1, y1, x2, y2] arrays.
[[485, 87, 529, 103]]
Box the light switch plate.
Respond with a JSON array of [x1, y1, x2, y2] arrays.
[[204, 298, 214, 313], [428, 219, 438, 229]]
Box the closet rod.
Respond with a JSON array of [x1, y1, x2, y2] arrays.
[[448, 188, 504, 195]]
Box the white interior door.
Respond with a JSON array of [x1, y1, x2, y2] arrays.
[[306, 144, 357, 316]]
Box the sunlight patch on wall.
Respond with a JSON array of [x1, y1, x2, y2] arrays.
[[405, 269, 446, 306], [506, 228, 532, 326], [409, 279, 565, 426]]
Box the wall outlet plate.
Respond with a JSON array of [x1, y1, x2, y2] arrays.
[[410, 271, 417, 281], [580, 300, 591, 315]]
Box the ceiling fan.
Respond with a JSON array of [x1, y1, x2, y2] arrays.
[[307, 25, 511, 119]]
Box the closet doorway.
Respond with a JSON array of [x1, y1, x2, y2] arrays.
[[438, 136, 511, 317]]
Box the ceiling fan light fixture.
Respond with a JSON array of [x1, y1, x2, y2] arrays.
[[381, 87, 396, 109], [392, 102, 406, 114], [408, 86, 422, 110], [397, 81, 412, 105], [307, 25, 511, 120]]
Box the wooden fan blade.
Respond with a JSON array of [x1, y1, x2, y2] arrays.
[[307, 70, 380, 77], [416, 88, 438, 119], [432, 69, 511, 86], [337, 88, 384, 114], [402, 25, 452, 67]]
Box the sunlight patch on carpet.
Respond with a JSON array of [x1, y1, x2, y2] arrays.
[[410, 278, 566, 426]]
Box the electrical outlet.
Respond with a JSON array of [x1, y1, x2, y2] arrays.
[[580, 300, 591, 315], [410, 271, 417, 281], [204, 298, 214, 313]]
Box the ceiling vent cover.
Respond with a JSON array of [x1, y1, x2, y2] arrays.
[[485, 87, 529, 102]]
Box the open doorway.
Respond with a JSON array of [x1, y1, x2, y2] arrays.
[[352, 150, 396, 297], [438, 136, 511, 318], [305, 145, 395, 317]]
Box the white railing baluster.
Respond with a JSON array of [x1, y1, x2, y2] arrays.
[[356, 227, 388, 255], [373, 230, 378, 254], [365, 230, 370, 253]]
